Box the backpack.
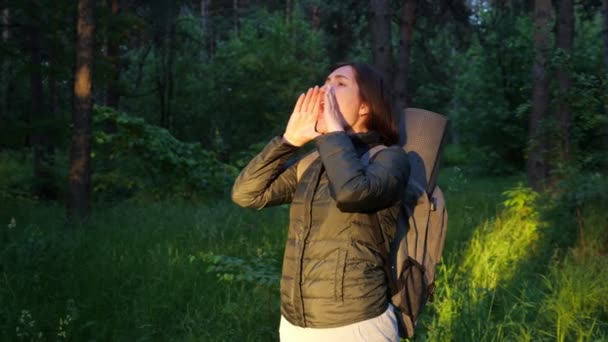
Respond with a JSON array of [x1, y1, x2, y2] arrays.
[[296, 108, 449, 339]]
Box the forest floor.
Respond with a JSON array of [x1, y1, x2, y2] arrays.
[[1, 168, 606, 341]]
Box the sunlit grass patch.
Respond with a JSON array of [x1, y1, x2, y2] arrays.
[[424, 186, 547, 341], [541, 253, 608, 342], [463, 186, 542, 290], [539, 202, 608, 342]]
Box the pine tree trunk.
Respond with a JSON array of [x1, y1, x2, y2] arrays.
[[167, 23, 176, 130], [369, 0, 393, 88], [603, 0, 608, 82], [30, 13, 55, 199], [234, 0, 239, 37], [204, 0, 214, 56], [201, 0, 210, 59], [105, 0, 121, 111], [555, 0, 573, 162], [2, 8, 8, 42], [528, 0, 552, 191], [68, 0, 96, 223], [1, 8, 8, 123], [601, 0, 608, 164], [393, 0, 416, 115], [286, 0, 292, 24], [311, 5, 320, 32]]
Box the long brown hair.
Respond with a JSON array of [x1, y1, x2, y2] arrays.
[[331, 62, 398, 145]]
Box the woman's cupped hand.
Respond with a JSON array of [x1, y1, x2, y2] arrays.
[[283, 86, 344, 147]]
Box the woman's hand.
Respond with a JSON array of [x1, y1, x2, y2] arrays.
[[283, 86, 322, 146], [320, 86, 346, 133]]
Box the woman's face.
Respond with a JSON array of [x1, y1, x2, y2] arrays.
[[317, 65, 369, 133]]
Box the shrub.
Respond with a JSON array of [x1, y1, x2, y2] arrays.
[[93, 106, 237, 201]]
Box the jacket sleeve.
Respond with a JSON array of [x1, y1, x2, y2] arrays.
[[315, 131, 410, 213], [231, 136, 299, 209]]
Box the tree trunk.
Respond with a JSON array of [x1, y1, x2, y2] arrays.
[[311, 5, 320, 32], [528, 0, 552, 191], [167, 23, 176, 130], [68, 0, 96, 223], [29, 13, 56, 199], [393, 0, 417, 115], [369, 0, 393, 93], [105, 0, 121, 111], [286, 0, 292, 24], [603, 0, 608, 82], [601, 0, 608, 165], [203, 0, 214, 57], [201, 0, 210, 59], [234, 0, 239, 37], [154, 21, 176, 130], [2, 8, 8, 42], [153, 27, 166, 127], [555, 0, 573, 162], [1, 8, 8, 121]]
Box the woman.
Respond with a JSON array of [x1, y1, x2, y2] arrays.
[[231, 62, 410, 341]]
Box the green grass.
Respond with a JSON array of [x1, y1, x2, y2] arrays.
[[1, 200, 289, 341], [1, 167, 607, 341]]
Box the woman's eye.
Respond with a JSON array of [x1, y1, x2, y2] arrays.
[[338, 82, 346, 86]]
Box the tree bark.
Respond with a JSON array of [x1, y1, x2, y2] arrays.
[[2, 8, 8, 42], [68, 0, 96, 223], [603, 0, 608, 82], [154, 21, 176, 130], [105, 0, 121, 111], [393, 0, 417, 115], [29, 11, 56, 199], [286, 0, 292, 24], [311, 5, 320, 32], [201, 0, 210, 57], [203, 0, 214, 57], [601, 0, 608, 164], [234, 0, 239, 37], [369, 0, 393, 88], [528, 0, 552, 191], [1, 8, 8, 122], [555, 0, 573, 162]]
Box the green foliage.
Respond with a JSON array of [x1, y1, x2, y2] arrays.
[[449, 15, 532, 175], [197, 10, 328, 154], [0, 151, 35, 200], [93, 106, 237, 201], [441, 144, 469, 167], [120, 9, 328, 158], [0, 150, 69, 202], [202, 252, 280, 289]]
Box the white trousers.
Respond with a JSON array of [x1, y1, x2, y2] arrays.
[[279, 304, 399, 342]]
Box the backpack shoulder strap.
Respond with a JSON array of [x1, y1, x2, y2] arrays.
[[296, 151, 319, 182], [362, 145, 387, 164]]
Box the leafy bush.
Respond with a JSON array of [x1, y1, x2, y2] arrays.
[[93, 106, 236, 201], [441, 144, 469, 167]]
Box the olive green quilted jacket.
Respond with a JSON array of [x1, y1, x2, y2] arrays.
[[231, 131, 410, 328]]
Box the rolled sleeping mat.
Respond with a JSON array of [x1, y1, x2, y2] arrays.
[[398, 108, 448, 194]]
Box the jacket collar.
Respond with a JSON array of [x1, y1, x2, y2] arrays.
[[348, 130, 382, 147]]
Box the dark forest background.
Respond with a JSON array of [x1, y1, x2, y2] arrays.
[[0, 0, 605, 214]]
